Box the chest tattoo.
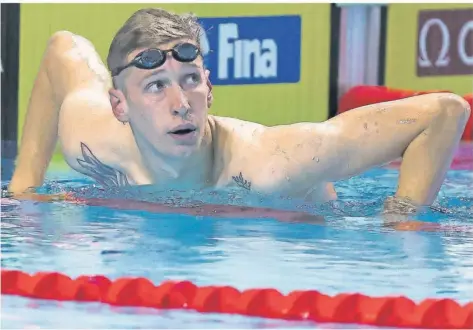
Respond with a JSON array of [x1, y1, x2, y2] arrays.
[[232, 172, 252, 191], [76, 142, 130, 188]]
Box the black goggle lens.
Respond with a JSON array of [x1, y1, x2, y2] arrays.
[[112, 43, 200, 76], [137, 49, 165, 69], [137, 43, 199, 69], [173, 43, 200, 62]]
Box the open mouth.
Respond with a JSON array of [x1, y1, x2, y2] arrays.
[[171, 128, 196, 135]]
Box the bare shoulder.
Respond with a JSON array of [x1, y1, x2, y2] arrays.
[[210, 115, 268, 139], [209, 115, 270, 164], [210, 116, 336, 200], [209, 116, 331, 194], [46, 32, 144, 187], [210, 115, 329, 166], [58, 90, 141, 187]]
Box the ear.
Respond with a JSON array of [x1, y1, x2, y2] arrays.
[[109, 88, 129, 123], [205, 69, 213, 108]]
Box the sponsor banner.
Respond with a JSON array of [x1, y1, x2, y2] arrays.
[[199, 15, 301, 86], [417, 8, 473, 77], [385, 4, 473, 96]]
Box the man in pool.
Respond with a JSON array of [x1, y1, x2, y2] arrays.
[[8, 8, 471, 217]]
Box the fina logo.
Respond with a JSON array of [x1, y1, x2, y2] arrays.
[[199, 16, 301, 86]]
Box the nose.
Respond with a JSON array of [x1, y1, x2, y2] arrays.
[[168, 84, 191, 117]]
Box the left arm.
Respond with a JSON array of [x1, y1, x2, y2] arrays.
[[260, 93, 470, 210]]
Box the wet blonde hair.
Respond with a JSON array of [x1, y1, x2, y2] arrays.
[[107, 8, 202, 74]]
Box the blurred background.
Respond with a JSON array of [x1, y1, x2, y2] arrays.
[[1, 3, 472, 180]]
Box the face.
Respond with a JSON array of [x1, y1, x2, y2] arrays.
[[109, 40, 213, 160]]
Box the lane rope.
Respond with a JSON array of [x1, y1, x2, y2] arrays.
[[2, 269, 471, 328]]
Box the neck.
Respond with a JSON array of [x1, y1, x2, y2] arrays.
[[132, 119, 214, 189]]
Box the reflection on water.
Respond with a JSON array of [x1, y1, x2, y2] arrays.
[[1, 166, 472, 329]]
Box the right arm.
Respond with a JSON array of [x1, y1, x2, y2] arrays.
[[8, 36, 61, 193], [8, 31, 128, 194]]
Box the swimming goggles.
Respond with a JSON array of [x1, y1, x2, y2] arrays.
[[111, 42, 201, 77]]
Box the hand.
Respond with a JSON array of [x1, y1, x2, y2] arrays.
[[382, 195, 424, 231], [383, 213, 428, 231]]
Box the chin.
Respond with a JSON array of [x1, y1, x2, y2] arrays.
[[165, 140, 202, 160], [171, 145, 199, 158]]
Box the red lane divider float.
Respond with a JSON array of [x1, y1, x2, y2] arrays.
[[2, 269, 472, 328]]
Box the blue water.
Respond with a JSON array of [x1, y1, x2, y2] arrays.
[[1, 153, 472, 329]]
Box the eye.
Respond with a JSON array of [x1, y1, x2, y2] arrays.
[[145, 80, 167, 93], [181, 73, 201, 89]]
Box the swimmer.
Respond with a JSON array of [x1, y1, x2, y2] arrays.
[[8, 8, 471, 218]]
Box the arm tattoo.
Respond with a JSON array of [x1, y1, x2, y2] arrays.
[[76, 142, 130, 187], [232, 172, 252, 191]]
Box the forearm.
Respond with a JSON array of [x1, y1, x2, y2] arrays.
[[9, 54, 60, 193], [394, 95, 470, 207]]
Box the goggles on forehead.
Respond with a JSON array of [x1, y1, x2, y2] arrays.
[[111, 42, 201, 77]]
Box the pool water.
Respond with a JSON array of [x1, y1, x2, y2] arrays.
[[1, 143, 472, 329]]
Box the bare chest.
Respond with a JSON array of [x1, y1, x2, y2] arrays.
[[213, 163, 336, 203]]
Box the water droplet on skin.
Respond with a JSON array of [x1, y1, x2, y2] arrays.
[[398, 119, 417, 124]]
